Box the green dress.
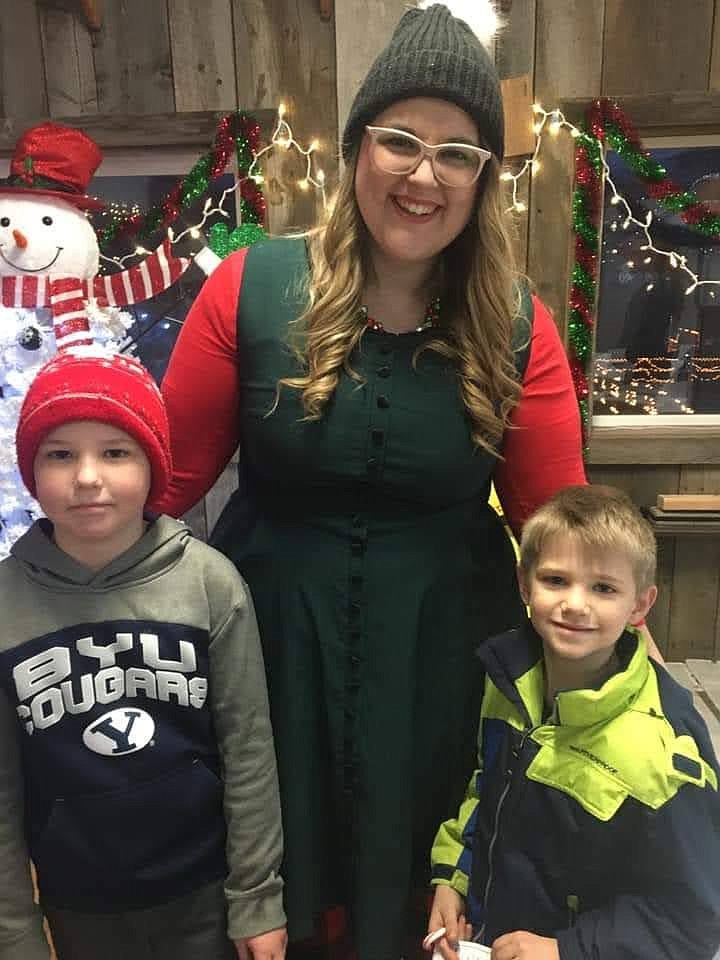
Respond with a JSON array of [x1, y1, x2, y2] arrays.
[[211, 238, 530, 960]]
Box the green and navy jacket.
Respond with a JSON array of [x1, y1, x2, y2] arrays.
[[431, 623, 720, 959]]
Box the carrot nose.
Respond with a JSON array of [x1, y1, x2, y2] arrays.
[[13, 229, 28, 249]]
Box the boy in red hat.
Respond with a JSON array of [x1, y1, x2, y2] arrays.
[[0, 350, 286, 960]]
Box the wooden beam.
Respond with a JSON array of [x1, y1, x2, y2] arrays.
[[495, 0, 536, 83], [526, 130, 575, 340], [168, 0, 237, 112], [0, 0, 48, 117], [535, 0, 604, 103], [561, 92, 720, 133], [501, 75, 535, 158], [0, 109, 278, 152], [39, 6, 98, 117], [529, 0, 603, 341], [92, 0, 173, 115], [587, 426, 720, 465]]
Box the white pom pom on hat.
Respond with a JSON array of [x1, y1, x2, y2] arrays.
[[416, 0, 501, 51]]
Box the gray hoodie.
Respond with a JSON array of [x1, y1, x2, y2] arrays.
[[0, 515, 284, 959]]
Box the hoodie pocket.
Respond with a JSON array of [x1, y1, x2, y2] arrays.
[[33, 759, 226, 899]]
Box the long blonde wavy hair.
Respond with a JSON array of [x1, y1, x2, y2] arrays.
[[277, 150, 525, 456]]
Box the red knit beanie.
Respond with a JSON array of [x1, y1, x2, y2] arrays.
[[16, 351, 171, 511]]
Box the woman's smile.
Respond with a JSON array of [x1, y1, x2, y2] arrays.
[[391, 194, 442, 219]]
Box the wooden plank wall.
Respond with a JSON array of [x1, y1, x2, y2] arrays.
[[0, 0, 336, 231], [1, 0, 719, 657]]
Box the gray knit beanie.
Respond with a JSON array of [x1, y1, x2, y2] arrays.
[[342, 3, 504, 162]]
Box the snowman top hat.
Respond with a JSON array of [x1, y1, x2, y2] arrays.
[[0, 121, 104, 212]]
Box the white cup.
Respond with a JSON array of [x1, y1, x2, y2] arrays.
[[432, 941, 491, 960]]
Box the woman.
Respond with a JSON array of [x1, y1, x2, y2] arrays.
[[158, 4, 585, 958]]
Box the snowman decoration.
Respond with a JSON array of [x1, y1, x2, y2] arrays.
[[0, 122, 195, 559]]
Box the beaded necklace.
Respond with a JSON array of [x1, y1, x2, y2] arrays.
[[360, 297, 441, 334]]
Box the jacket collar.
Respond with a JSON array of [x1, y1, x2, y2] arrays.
[[479, 621, 649, 729]]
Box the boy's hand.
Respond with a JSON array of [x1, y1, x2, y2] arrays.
[[427, 885, 471, 960], [235, 926, 287, 960], [491, 931, 559, 960]]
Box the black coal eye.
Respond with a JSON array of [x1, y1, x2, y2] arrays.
[[0, 217, 9, 227], [42, 215, 53, 226]]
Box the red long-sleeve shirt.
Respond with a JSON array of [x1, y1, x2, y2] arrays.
[[159, 249, 585, 534]]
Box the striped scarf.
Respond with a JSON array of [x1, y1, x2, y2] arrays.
[[0, 238, 190, 349]]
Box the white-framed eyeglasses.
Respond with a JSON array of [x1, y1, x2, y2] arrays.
[[365, 125, 492, 188]]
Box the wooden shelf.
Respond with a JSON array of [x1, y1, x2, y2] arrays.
[[643, 515, 720, 536]]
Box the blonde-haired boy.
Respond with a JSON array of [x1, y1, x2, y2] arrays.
[[429, 484, 720, 960]]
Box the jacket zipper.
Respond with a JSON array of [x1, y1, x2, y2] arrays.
[[567, 894, 580, 927], [476, 721, 541, 943]]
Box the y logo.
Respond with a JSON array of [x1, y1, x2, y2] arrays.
[[82, 708, 155, 756]]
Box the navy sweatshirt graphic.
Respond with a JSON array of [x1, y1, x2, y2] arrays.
[[2, 617, 226, 910], [0, 516, 285, 960]]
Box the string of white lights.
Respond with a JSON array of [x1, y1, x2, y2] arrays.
[[248, 103, 327, 204], [100, 100, 718, 303], [99, 103, 327, 269], [99, 248, 153, 268], [169, 184, 240, 247], [501, 104, 720, 297], [498, 107, 557, 211]]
